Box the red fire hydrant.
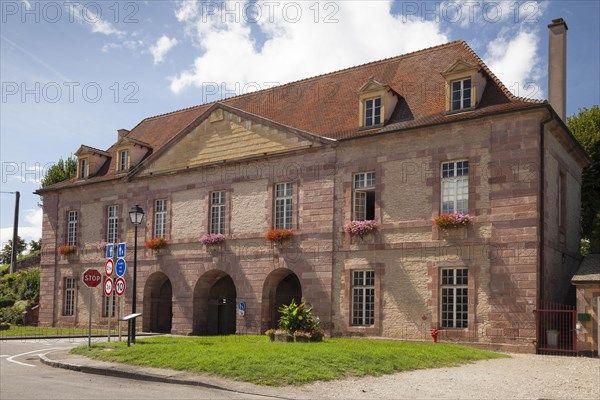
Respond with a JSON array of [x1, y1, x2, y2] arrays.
[[431, 329, 439, 343]]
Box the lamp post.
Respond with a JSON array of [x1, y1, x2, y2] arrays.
[[128, 204, 144, 344]]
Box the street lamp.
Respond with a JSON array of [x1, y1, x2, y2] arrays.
[[128, 204, 144, 344]]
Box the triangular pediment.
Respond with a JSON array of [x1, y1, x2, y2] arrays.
[[441, 59, 479, 77], [137, 105, 329, 176], [357, 77, 390, 94], [75, 145, 110, 158]]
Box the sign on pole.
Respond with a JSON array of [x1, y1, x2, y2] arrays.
[[105, 259, 114, 277], [117, 242, 126, 258], [115, 277, 126, 297], [115, 258, 126, 277], [82, 269, 102, 288], [105, 243, 114, 259], [238, 301, 246, 316], [104, 277, 114, 296]]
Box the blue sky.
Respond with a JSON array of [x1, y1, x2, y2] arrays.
[[1, 0, 599, 248]]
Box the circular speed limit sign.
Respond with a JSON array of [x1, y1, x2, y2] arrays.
[[105, 259, 114, 277], [104, 277, 114, 296], [115, 277, 126, 297]]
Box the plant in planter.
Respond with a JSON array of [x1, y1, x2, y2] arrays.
[[344, 220, 378, 240], [433, 213, 473, 229], [145, 237, 168, 251], [57, 244, 76, 256], [267, 299, 323, 342], [200, 233, 225, 246], [265, 228, 293, 245]]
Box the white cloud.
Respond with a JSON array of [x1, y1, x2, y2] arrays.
[[0, 208, 42, 248], [484, 28, 544, 99], [169, 0, 448, 94], [69, 4, 125, 37], [150, 35, 179, 64]]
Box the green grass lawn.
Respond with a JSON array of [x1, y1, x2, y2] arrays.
[[0, 325, 108, 337], [71, 335, 508, 386]]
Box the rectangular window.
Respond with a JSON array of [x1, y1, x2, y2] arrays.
[[364, 97, 381, 127], [107, 205, 119, 243], [63, 277, 75, 316], [79, 158, 87, 179], [353, 172, 375, 220], [67, 211, 78, 246], [441, 268, 468, 329], [451, 78, 472, 111], [210, 192, 226, 234], [154, 199, 167, 238], [274, 183, 292, 229], [441, 161, 469, 214], [118, 150, 129, 172], [103, 278, 116, 318], [352, 270, 375, 326]]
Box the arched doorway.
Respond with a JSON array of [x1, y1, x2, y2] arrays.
[[143, 272, 173, 333], [193, 270, 237, 335], [261, 269, 302, 331]]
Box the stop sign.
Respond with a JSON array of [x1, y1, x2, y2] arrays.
[[82, 269, 102, 288]]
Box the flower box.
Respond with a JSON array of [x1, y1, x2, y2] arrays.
[[58, 244, 76, 256], [200, 233, 225, 246], [145, 237, 168, 251], [265, 229, 293, 245], [433, 213, 473, 229], [344, 220, 378, 240]]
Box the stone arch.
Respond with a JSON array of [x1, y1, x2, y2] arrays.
[[261, 268, 302, 332], [142, 271, 172, 333], [193, 269, 237, 335]]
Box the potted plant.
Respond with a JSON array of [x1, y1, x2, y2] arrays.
[[267, 299, 324, 343], [57, 244, 76, 256], [343, 220, 378, 240], [200, 233, 225, 246], [265, 228, 293, 245], [433, 213, 473, 229], [145, 237, 168, 253]]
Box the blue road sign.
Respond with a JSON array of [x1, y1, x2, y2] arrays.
[[117, 242, 126, 258], [238, 302, 246, 311], [105, 243, 114, 259], [115, 258, 126, 277]]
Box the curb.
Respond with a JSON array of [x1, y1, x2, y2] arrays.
[[1, 333, 161, 341]]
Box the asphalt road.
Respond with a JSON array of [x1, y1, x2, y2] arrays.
[[0, 338, 278, 400]]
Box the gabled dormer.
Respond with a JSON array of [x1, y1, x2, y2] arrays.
[[441, 59, 487, 113], [74, 145, 110, 180], [357, 77, 399, 129], [113, 131, 152, 175]]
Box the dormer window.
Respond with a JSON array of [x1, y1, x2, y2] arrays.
[[78, 158, 88, 179], [118, 150, 129, 172], [451, 78, 471, 111], [364, 97, 382, 127]]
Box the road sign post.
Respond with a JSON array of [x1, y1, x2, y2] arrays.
[[82, 269, 102, 347]]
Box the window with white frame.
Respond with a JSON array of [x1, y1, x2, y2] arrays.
[[103, 278, 116, 318], [154, 199, 167, 238], [441, 161, 468, 214], [451, 78, 471, 111], [63, 277, 75, 316], [274, 183, 292, 229], [79, 158, 87, 179], [210, 192, 225, 234], [352, 270, 375, 326], [353, 172, 375, 220], [107, 205, 119, 243], [440, 268, 468, 328], [364, 97, 381, 127], [67, 211, 78, 246], [118, 150, 129, 172]]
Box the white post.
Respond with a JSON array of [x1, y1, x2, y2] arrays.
[[88, 288, 93, 347], [107, 292, 112, 342]]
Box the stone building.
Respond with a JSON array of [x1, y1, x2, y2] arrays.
[[36, 21, 589, 352]]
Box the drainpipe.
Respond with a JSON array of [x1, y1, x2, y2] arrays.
[[539, 112, 553, 307]]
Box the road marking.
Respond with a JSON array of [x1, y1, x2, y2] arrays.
[[6, 348, 64, 367], [0, 355, 9, 357]]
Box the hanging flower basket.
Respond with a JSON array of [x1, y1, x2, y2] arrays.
[[343, 220, 378, 240], [58, 244, 76, 256], [265, 229, 293, 245], [433, 213, 473, 229], [200, 233, 225, 246], [145, 237, 168, 251]]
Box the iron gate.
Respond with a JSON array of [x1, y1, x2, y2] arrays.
[[535, 302, 577, 355]]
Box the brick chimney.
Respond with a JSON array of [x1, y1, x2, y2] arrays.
[[548, 18, 568, 121], [118, 129, 130, 138]]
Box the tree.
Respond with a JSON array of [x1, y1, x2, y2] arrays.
[[29, 239, 42, 253], [1, 237, 27, 265], [40, 155, 76, 189], [567, 105, 600, 254]]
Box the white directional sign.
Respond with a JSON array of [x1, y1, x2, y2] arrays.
[[105, 243, 114, 259], [105, 259, 114, 277], [117, 242, 126, 258], [115, 277, 126, 297], [104, 277, 114, 296]]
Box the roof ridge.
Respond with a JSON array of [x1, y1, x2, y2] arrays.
[[136, 40, 466, 124]]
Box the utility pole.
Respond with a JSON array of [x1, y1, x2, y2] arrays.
[[10, 191, 20, 274]]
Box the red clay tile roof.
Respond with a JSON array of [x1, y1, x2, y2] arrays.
[[38, 40, 546, 192]]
